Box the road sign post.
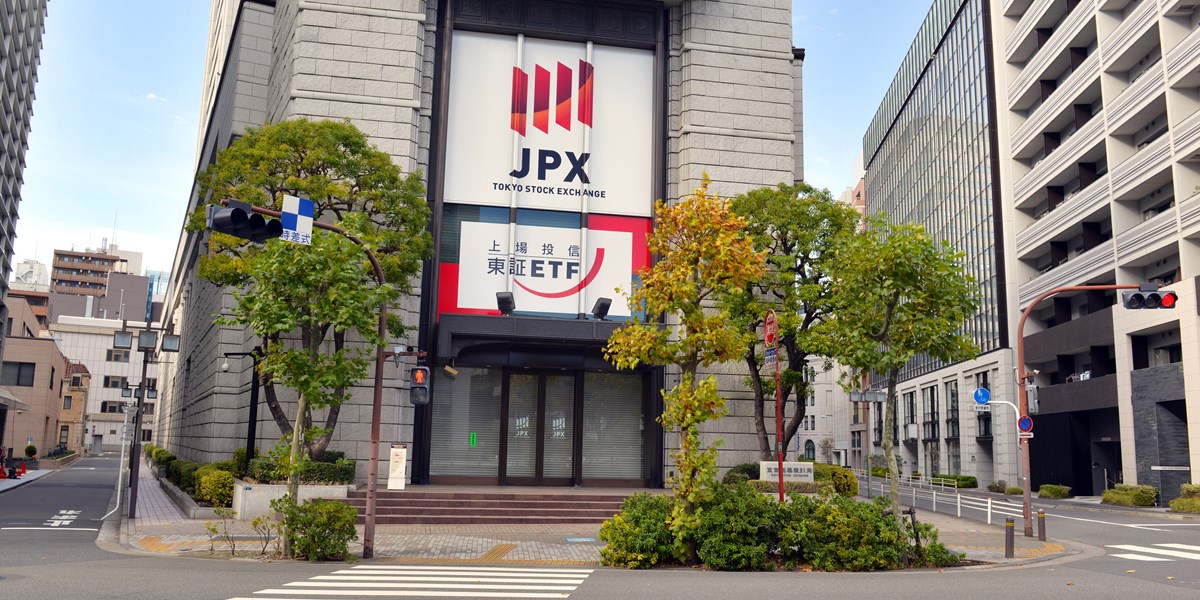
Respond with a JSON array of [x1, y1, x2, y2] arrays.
[[764, 309, 783, 503]]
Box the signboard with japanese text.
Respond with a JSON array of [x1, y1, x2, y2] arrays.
[[760, 461, 815, 482], [444, 31, 654, 217]]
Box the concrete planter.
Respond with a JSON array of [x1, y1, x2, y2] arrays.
[[231, 479, 353, 521], [158, 478, 221, 520], [39, 454, 81, 469]]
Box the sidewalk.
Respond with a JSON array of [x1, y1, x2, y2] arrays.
[[0, 467, 54, 493], [109, 458, 1086, 568]]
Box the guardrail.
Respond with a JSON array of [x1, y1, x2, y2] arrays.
[[856, 474, 1030, 526]]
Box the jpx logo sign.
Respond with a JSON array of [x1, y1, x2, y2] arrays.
[[508, 61, 594, 184]]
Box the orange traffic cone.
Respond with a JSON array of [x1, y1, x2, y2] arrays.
[[0, 465, 6, 479], [18, 461, 26, 476]]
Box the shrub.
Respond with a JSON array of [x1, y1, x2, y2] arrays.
[[987, 480, 1007, 493], [1179, 483, 1200, 498], [232, 448, 258, 478], [24, 444, 37, 458], [247, 456, 285, 483], [829, 466, 859, 497], [1038, 484, 1072, 499], [168, 460, 199, 492], [1169, 496, 1200, 514], [695, 484, 779, 571], [910, 471, 921, 480], [599, 493, 674, 569], [722, 462, 760, 485], [779, 494, 905, 571], [871, 466, 889, 478], [154, 451, 177, 469], [747, 480, 823, 494], [299, 458, 356, 484], [907, 517, 963, 568], [1102, 484, 1157, 507], [313, 450, 345, 463], [198, 469, 235, 508], [272, 496, 359, 561], [1004, 486, 1023, 495], [211, 459, 239, 474], [932, 474, 977, 489]]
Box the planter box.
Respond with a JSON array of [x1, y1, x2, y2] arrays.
[[39, 454, 81, 469], [159, 478, 221, 520], [231, 479, 353, 521]]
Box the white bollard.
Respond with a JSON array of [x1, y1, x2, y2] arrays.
[[957, 492, 962, 518], [987, 497, 993, 525], [933, 490, 937, 513]]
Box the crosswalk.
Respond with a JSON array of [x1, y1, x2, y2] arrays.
[[1108, 543, 1200, 562], [228, 565, 595, 599]]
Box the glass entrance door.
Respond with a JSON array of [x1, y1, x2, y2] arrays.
[[504, 373, 576, 485]]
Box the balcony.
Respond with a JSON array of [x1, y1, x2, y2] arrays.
[[1006, 0, 1055, 62], [1105, 64, 1165, 133], [1023, 305, 1114, 363], [1112, 133, 1173, 199], [1174, 108, 1200, 161], [51, 270, 108, 285], [1008, 0, 1097, 108], [1014, 112, 1106, 206], [1180, 191, 1200, 235], [1166, 20, 1200, 85], [1011, 53, 1101, 156], [1034, 373, 1118, 414], [1020, 242, 1116, 306], [1101, 0, 1157, 70], [1016, 179, 1108, 257], [1116, 207, 1179, 264]]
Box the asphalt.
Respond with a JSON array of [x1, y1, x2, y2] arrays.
[[3, 459, 1160, 569]]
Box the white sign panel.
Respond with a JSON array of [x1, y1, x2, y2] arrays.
[[445, 31, 654, 217], [760, 461, 815, 482], [458, 221, 633, 317]]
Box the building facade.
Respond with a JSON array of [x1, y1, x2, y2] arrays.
[[995, 0, 1200, 501], [0, 0, 47, 362], [0, 297, 68, 458], [861, 0, 1020, 486], [157, 0, 802, 486]]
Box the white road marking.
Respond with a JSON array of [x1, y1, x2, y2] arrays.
[[1108, 545, 1200, 560], [0, 527, 99, 531], [1156, 543, 1200, 552], [347, 566, 593, 573], [234, 565, 592, 599], [1109, 553, 1172, 561], [250, 591, 571, 598], [313, 576, 587, 584]]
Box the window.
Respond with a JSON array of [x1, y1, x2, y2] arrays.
[[63, 395, 72, 410], [101, 401, 123, 414], [106, 349, 130, 363], [143, 403, 154, 416], [1, 362, 36, 386], [49, 367, 56, 390], [59, 426, 70, 445], [103, 376, 128, 389], [903, 391, 917, 424], [141, 430, 152, 442], [71, 375, 83, 387]]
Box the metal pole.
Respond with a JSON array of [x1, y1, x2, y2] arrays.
[[1037, 509, 1046, 541], [128, 345, 152, 519], [865, 402, 872, 499], [1005, 517, 1014, 558], [243, 348, 261, 475], [1015, 284, 1138, 538]]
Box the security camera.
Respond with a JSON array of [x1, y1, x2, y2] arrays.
[[221, 361, 230, 372]]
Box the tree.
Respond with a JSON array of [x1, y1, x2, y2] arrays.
[[604, 177, 765, 565], [724, 183, 861, 460], [185, 119, 432, 551], [814, 218, 978, 530]]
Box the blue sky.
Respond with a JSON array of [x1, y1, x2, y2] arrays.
[[15, 1, 931, 276]]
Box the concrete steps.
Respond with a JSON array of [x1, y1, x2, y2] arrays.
[[342, 489, 631, 525]]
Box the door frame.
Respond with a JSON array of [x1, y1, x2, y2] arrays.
[[499, 369, 579, 486]]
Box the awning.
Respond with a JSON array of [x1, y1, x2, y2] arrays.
[[0, 388, 31, 411]]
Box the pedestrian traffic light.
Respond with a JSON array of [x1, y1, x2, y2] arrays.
[[206, 200, 283, 243], [409, 366, 430, 405], [1122, 288, 1178, 309]]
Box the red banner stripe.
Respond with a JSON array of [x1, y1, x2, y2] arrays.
[[533, 65, 551, 134], [556, 62, 573, 131], [577, 60, 593, 127], [510, 67, 528, 136]]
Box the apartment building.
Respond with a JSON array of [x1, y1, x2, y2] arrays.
[[158, 0, 803, 486], [0, 297, 68, 457], [995, 0, 1200, 501], [0, 0, 47, 362]]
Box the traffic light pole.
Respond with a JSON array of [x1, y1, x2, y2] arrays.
[[1015, 284, 1139, 537], [226, 201, 389, 558]]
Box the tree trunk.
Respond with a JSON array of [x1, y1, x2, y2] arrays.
[[745, 352, 772, 460]]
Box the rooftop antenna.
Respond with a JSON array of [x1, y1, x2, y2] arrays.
[[112, 210, 118, 251]]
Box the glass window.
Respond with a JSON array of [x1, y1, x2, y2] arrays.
[[63, 395, 72, 410], [59, 426, 70, 445], [429, 367, 502, 477], [1, 362, 36, 386]]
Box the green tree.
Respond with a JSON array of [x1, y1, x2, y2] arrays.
[[185, 119, 432, 555], [814, 218, 978, 529], [604, 177, 766, 564], [724, 183, 861, 460]]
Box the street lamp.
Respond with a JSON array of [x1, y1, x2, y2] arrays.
[[222, 346, 262, 476], [113, 323, 180, 519]]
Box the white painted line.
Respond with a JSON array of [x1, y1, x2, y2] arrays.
[[331, 570, 587, 579], [1156, 543, 1200, 552], [1108, 545, 1200, 560], [313, 576, 586, 584], [0, 527, 99, 531], [349, 566, 593, 574], [1109, 553, 1172, 562], [253, 590, 571, 597], [287, 582, 577, 590]]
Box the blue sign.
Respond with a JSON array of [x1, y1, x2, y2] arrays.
[[973, 388, 991, 405], [1018, 415, 1034, 433], [280, 195, 315, 245]]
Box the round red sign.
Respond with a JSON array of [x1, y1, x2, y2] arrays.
[[764, 310, 778, 347]]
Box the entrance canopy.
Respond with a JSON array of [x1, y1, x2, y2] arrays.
[[0, 388, 31, 411]]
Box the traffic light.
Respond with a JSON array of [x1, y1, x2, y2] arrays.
[[409, 366, 430, 405], [206, 200, 283, 243], [1122, 289, 1178, 309]]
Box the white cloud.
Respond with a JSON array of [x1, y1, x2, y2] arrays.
[[146, 92, 167, 102], [830, 8, 839, 15]]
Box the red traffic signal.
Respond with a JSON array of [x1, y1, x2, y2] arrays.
[[1122, 289, 1177, 309], [409, 367, 430, 405]]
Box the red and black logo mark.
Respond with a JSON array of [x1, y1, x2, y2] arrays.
[[510, 60, 594, 136]]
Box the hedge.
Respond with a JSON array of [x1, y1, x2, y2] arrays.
[[1038, 484, 1072, 499], [1103, 484, 1158, 507]]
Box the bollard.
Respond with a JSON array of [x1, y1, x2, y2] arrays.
[[987, 497, 993, 525], [1005, 517, 1015, 558], [956, 492, 962, 517], [1037, 510, 1046, 542], [933, 490, 937, 513]]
